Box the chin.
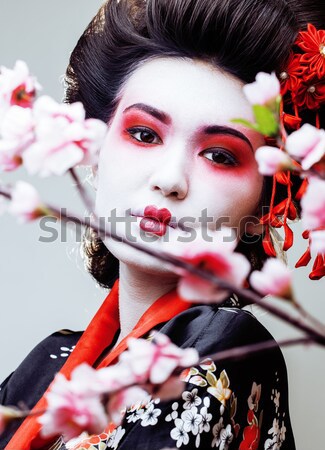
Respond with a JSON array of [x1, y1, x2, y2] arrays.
[[104, 237, 179, 278]]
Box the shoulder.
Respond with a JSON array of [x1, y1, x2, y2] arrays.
[[161, 303, 279, 358], [0, 329, 83, 408], [205, 306, 278, 349], [36, 328, 83, 361], [0, 329, 83, 449], [161, 304, 289, 394]]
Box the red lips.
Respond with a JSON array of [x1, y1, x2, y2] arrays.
[[140, 205, 172, 236]]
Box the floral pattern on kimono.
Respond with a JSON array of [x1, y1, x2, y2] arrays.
[[93, 353, 294, 450], [0, 306, 296, 450]]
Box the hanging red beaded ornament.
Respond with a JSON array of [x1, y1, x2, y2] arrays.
[[262, 23, 325, 280]]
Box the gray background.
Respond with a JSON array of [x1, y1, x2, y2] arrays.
[[0, 1, 324, 449]]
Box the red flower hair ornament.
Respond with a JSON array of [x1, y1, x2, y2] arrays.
[[262, 23, 325, 279], [297, 23, 325, 79]]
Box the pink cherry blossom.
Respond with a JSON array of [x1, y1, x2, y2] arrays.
[[167, 230, 250, 302], [0, 60, 40, 115], [23, 96, 107, 176], [68, 363, 110, 396], [286, 124, 325, 170], [70, 362, 139, 397], [301, 178, 325, 230], [96, 363, 138, 393], [78, 118, 108, 166], [8, 181, 46, 223], [39, 372, 108, 440], [255, 146, 294, 175], [107, 386, 150, 425], [250, 258, 292, 300], [243, 72, 280, 106], [309, 230, 325, 256], [0, 106, 35, 171], [120, 332, 199, 385], [0, 140, 24, 171], [150, 375, 185, 402], [57, 362, 135, 397]]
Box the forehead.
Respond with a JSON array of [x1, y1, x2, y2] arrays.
[[116, 57, 255, 125]]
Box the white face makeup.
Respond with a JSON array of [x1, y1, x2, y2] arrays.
[[94, 57, 264, 274]]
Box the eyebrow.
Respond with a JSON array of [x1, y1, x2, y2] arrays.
[[202, 125, 253, 151], [123, 103, 253, 151], [123, 103, 171, 125]]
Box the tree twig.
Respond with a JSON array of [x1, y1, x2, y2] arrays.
[[0, 185, 11, 200], [55, 206, 325, 346], [5, 335, 313, 427], [200, 335, 314, 366], [1, 185, 325, 346], [69, 168, 96, 217]]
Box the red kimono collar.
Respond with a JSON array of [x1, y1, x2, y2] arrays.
[[6, 278, 190, 450]]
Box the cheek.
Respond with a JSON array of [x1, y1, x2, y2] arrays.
[[101, 130, 155, 178], [227, 175, 263, 216], [98, 133, 140, 184], [195, 166, 263, 225], [95, 133, 151, 214]]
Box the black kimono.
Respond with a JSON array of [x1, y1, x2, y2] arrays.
[[0, 299, 296, 449]]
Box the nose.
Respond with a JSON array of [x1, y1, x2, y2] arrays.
[[148, 148, 189, 200]]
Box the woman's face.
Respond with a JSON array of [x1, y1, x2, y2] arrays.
[[94, 57, 264, 274]]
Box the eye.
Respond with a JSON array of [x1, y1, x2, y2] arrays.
[[201, 148, 238, 167], [126, 126, 162, 144]]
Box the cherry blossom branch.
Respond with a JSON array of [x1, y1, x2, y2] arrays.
[[292, 300, 325, 335], [198, 335, 314, 367], [308, 168, 325, 181], [8, 407, 47, 420], [305, 170, 325, 181], [0, 186, 11, 200], [53, 205, 325, 346], [2, 336, 313, 436], [69, 168, 96, 216], [1, 60, 324, 444], [1, 186, 324, 345]]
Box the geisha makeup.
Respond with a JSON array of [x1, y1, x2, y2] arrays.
[[94, 57, 264, 274]]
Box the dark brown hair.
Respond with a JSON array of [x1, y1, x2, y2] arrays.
[[65, 0, 325, 288]]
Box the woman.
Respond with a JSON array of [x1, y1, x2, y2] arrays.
[[1, 0, 324, 448]]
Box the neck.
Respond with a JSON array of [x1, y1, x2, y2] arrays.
[[116, 262, 178, 345]]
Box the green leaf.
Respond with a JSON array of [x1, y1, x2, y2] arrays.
[[275, 95, 282, 115], [253, 105, 279, 137], [231, 118, 258, 131]]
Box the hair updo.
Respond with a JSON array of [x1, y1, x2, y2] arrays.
[[65, 0, 325, 289]]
